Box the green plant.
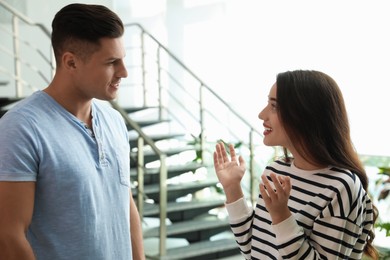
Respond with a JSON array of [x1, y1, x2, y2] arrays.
[[216, 139, 243, 154], [375, 167, 390, 237], [188, 134, 243, 163]]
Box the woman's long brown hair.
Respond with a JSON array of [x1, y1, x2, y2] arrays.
[[276, 70, 378, 259]]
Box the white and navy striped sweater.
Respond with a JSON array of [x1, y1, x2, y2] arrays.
[[225, 160, 374, 260]]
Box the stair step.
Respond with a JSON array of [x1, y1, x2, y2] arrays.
[[0, 80, 9, 86], [0, 97, 22, 108], [126, 118, 171, 130], [146, 238, 239, 260], [0, 110, 7, 118], [143, 217, 230, 242], [133, 179, 218, 202], [123, 106, 159, 114], [143, 199, 225, 222], [0, 97, 24, 118], [129, 133, 185, 148], [130, 146, 199, 166], [130, 162, 205, 185]]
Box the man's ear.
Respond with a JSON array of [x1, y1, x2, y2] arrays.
[[62, 52, 77, 70]]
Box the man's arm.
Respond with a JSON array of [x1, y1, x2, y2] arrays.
[[0, 182, 36, 259], [129, 193, 145, 260]]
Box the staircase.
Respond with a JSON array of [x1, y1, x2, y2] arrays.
[[110, 98, 242, 259], [0, 1, 272, 259]]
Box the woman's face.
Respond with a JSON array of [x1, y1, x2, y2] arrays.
[[258, 83, 291, 149]]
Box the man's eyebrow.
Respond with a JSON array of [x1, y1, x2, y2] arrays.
[[268, 97, 277, 102], [105, 57, 120, 61], [105, 54, 125, 62]]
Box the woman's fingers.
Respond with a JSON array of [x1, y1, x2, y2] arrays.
[[229, 144, 236, 161], [214, 143, 231, 170], [214, 143, 226, 162], [280, 175, 292, 191], [271, 173, 283, 191], [261, 174, 276, 200], [261, 173, 291, 198], [260, 173, 292, 224], [213, 151, 220, 169], [214, 143, 223, 163], [259, 181, 270, 202], [221, 143, 230, 163], [238, 155, 246, 169], [214, 142, 246, 170], [215, 142, 236, 163]]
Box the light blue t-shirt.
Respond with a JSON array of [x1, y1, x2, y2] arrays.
[[0, 91, 132, 259]]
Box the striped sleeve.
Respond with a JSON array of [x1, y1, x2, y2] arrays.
[[225, 197, 254, 259]]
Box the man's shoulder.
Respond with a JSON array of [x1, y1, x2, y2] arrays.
[[0, 92, 46, 124], [7, 91, 43, 109]]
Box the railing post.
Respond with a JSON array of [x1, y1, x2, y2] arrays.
[[12, 15, 22, 97], [199, 84, 205, 162], [159, 154, 167, 256], [249, 129, 255, 204], [137, 137, 144, 221], [141, 31, 147, 107], [157, 47, 163, 120]]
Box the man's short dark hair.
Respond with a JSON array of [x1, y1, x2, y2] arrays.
[[51, 3, 124, 64]]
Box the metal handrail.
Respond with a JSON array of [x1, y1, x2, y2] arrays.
[[0, 0, 54, 96], [125, 23, 265, 202], [109, 100, 168, 255], [123, 23, 270, 257], [127, 23, 262, 135], [0, 0, 50, 36]]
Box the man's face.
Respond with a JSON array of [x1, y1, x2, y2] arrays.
[[72, 37, 128, 101]]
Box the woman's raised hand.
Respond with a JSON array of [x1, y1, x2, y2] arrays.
[[213, 142, 246, 203]]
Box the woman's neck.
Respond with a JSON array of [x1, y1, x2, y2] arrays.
[[288, 148, 327, 171]]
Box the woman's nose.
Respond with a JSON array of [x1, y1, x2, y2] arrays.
[[258, 107, 266, 120]]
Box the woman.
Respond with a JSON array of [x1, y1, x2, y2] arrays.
[[214, 70, 378, 259]]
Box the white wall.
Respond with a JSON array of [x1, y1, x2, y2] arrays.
[[128, 0, 390, 157]]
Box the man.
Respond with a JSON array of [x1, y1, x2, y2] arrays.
[[0, 4, 144, 259]]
